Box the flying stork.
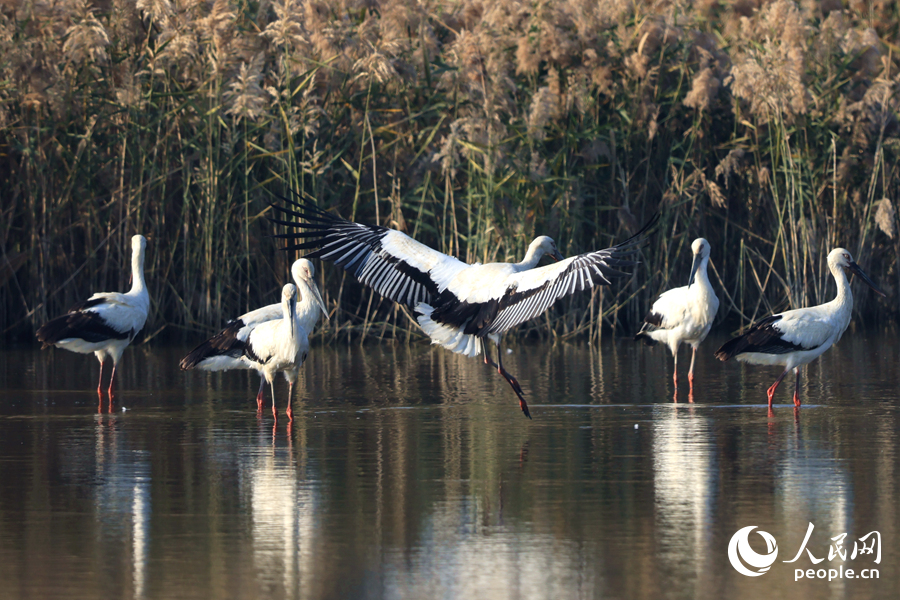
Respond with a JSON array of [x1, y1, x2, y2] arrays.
[[635, 238, 719, 396], [180, 259, 327, 419], [36, 235, 150, 403], [270, 196, 657, 418], [715, 247, 884, 411]]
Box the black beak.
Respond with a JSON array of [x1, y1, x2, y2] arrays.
[[848, 261, 886, 297], [688, 253, 701, 289], [290, 294, 297, 337], [550, 249, 564, 262]]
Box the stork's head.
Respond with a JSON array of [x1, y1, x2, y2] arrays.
[[129, 235, 147, 286], [291, 258, 329, 319], [132, 235, 147, 252], [530, 236, 565, 262], [688, 238, 711, 288], [291, 258, 315, 283], [828, 248, 886, 297]]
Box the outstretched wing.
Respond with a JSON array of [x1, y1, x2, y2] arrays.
[[270, 196, 468, 309], [483, 214, 658, 335]]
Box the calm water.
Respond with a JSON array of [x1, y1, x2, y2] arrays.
[[0, 333, 898, 600]]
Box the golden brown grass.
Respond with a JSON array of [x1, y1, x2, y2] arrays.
[[2, 0, 899, 342]]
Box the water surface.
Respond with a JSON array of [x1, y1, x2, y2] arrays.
[[0, 334, 897, 599]]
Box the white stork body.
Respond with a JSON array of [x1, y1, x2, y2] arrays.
[[271, 197, 657, 418], [635, 238, 719, 394], [180, 259, 326, 418], [241, 284, 308, 419], [715, 248, 884, 410], [36, 235, 149, 402]]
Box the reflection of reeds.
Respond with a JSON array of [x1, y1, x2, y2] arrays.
[[2, 0, 899, 341]]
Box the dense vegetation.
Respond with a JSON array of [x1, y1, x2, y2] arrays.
[[2, 0, 898, 343]]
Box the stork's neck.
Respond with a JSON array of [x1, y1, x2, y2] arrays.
[[691, 257, 713, 293], [830, 264, 853, 308], [517, 242, 544, 270], [129, 247, 147, 297]]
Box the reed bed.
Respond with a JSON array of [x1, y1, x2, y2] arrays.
[[2, 0, 899, 343]]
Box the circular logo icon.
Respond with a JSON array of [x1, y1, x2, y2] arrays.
[[728, 526, 779, 577]]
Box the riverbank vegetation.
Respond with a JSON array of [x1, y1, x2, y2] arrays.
[[2, 0, 899, 343]]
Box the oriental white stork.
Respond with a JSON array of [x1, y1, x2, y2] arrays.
[[270, 196, 657, 418], [180, 259, 326, 419], [715, 248, 884, 412], [635, 238, 719, 396], [36, 235, 150, 403]]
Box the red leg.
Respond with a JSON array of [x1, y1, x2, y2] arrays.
[[792, 367, 801, 407], [271, 382, 278, 420], [97, 357, 106, 398], [286, 382, 294, 421], [672, 350, 679, 390], [766, 368, 790, 407], [483, 340, 531, 419], [256, 377, 265, 412], [107, 365, 117, 408]]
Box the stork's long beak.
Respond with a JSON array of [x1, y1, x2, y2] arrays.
[[687, 253, 701, 289], [308, 278, 330, 320], [550, 249, 564, 262], [848, 261, 886, 297]]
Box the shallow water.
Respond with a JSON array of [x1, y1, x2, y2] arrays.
[[0, 333, 898, 600]]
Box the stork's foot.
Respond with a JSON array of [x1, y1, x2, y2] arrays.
[[766, 384, 779, 407], [256, 390, 264, 412], [792, 390, 801, 407]]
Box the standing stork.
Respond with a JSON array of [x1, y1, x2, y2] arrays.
[[635, 238, 719, 396], [36, 235, 150, 403], [184, 284, 308, 419], [715, 248, 884, 411], [244, 284, 307, 419], [270, 196, 657, 418], [180, 259, 327, 418]]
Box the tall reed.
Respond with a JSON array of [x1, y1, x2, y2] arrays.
[[2, 0, 898, 343]]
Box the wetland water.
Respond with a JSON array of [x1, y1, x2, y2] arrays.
[[0, 334, 898, 600]]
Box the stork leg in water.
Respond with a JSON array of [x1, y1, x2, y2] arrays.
[[766, 368, 791, 407], [108, 365, 117, 400], [482, 340, 531, 419], [256, 378, 265, 413], [688, 348, 697, 403], [792, 367, 801, 407], [96, 358, 106, 399], [270, 383, 278, 420], [286, 383, 294, 421]]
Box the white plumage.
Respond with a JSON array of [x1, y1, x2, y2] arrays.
[[271, 196, 657, 418], [241, 284, 308, 419], [180, 259, 326, 419], [635, 238, 719, 394], [36, 235, 150, 401], [715, 247, 884, 410]]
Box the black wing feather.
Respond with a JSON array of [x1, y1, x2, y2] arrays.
[[269, 195, 440, 308], [36, 310, 131, 348], [714, 315, 808, 361]]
